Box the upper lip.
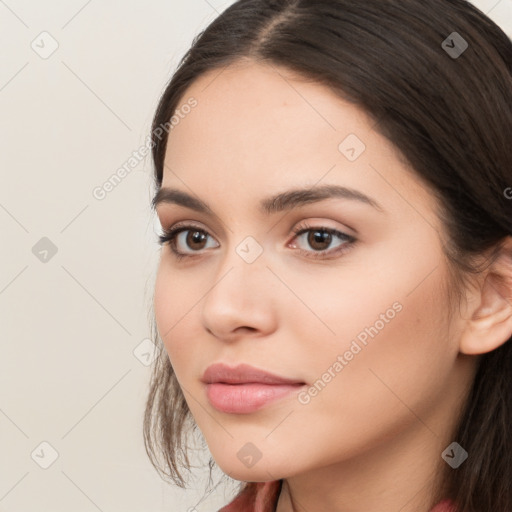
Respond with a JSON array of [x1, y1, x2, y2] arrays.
[[201, 363, 305, 385]]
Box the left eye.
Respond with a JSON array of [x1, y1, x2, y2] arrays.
[[289, 226, 355, 256]]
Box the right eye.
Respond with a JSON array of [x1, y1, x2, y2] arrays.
[[158, 224, 220, 259]]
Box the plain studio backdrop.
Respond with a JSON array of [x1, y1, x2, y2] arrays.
[[1, 1, 511, 511]]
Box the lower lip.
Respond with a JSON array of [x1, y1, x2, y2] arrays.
[[205, 382, 305, 414]]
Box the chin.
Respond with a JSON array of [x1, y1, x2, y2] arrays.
[[210, 452, 282, 482]]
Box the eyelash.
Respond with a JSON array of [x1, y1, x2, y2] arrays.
[[157, 222, 356, 261]]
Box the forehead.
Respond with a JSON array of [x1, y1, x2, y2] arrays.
[[167, 61, 370, 173], [166, 59, 377, 157]]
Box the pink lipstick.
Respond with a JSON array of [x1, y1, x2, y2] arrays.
[[202, 363, 305, 414]]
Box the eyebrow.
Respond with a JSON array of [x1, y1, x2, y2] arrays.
[[151, 184, 384, 215]]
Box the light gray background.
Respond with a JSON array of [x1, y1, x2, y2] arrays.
[[1, 1, 511, 511]]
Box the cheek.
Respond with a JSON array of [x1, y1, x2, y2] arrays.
[[306, 271, 452, 428], [292, 249, 454, 419], [153, 262, 200, 366]]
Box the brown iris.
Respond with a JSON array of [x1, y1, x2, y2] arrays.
[[186, 230, 208, 250], [307, 230, 332, 251]]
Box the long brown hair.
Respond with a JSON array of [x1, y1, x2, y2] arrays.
[[143, 1, 512, 509]]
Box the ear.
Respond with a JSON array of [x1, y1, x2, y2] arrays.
[[459, 236, 512, 355]]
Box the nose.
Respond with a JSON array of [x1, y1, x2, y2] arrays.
[[200, 248, 278, 342]]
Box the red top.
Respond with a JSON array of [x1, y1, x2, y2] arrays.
[[218, 480, 456, 512]]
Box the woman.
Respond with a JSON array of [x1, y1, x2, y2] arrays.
[[143, 1, 512, 510]]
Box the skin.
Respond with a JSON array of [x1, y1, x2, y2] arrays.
[[153, 59, 512, 512]]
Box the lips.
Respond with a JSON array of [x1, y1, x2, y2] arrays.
[[201, 363, 306, 414], [201, 362, 305, 385]]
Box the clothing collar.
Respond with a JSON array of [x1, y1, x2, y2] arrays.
[[218, 480, 456, 512]]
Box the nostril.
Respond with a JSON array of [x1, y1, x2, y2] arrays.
[[237, 326, 257, 333]]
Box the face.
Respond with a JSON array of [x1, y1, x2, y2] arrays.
[[153, 59, 471, 482]]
